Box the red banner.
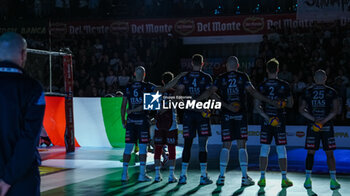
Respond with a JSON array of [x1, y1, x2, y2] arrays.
[[51, 14, 314, 37]]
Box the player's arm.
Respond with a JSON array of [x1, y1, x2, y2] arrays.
[[175, 84, 185, 96], [254, 99, 270, 122], [196, 85, 217, 101], [2, 84, 45, 186], [210, 93, 237, 113], [155, 72, 187, 93], [318, 98, 339, 125], [246, 85, 279, 107], [286, 96, 294, 108], [121, 96, 128, 127], [127, 105, 143, 115], [298, 100, 316, 122]]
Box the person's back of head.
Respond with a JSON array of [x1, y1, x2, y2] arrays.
[[226, 56, 239, 71], [192, 54, 204, 69], [161, 71, 174, 85], [266, 58, 279, 74], [0, 32, 27, 67], [314, 69, 327, 84], [134, 66, 146, 81]]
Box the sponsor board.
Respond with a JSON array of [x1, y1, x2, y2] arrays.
[[50, 14, 317, 36], [177, 125, 350, 148]]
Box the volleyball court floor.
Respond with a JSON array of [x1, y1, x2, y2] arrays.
[[40, 145, 350, 196]]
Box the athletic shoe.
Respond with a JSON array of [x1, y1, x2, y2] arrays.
[[242, 176, 255, 186], [304, 178, 312, 189], [121, 173, 129, 182], [281, 178, 293, 188], [154, 175, 163, 183], [178, 175, 187, 184], [330, 179, 341, 190], [258, 178, 266, 187], [200, 175, 213, 185], [168, 175, 178, 183], [216, 175, 225, 186], [138, 174, 152, 182]]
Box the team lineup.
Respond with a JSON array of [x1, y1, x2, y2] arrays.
[[120, 54, 341, 190]]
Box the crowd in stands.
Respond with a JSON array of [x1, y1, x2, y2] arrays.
[[23, 22, 350, 125], [249, 22, 350, 124]]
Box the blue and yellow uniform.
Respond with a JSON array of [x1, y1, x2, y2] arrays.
[[258, 79, 291, 145], [124, 81, 156, 144]]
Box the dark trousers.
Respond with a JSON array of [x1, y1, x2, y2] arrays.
[[7, 167, 40, 196]]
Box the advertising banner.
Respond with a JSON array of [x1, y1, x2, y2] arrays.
[[51, 14, 314, 37], [178, 125, 350, 148]]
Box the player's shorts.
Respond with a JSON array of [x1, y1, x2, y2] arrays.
[[154, 129, 178, 145], [220, 113, 248, 142], [260, 118, 287, 145], [182, 111, 211, 138], [305, 124, 336, 151], [125, 114, 150, 144], [154, 110, 178, 145]]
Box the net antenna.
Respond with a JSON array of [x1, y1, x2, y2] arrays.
[[27, 48, 75, 153]]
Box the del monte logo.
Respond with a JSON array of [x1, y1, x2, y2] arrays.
[[243, 17, 264, 34], [175, 19, 195, 36]]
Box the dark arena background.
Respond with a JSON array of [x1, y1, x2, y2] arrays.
[[1, 0, 350, 195]]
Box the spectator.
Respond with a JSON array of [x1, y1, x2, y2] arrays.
[[105, 70, 117, 86]]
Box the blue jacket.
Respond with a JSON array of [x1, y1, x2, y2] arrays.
[[0, 61, 45, 185]]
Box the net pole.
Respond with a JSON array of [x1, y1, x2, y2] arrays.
[[49, 54, 52, 93], [49, 20, 52, 93]]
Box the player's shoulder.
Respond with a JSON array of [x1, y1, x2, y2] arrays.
[[325, 85, 338, 94], [200, 71, 212, 79], [277, 78, 290, 86]]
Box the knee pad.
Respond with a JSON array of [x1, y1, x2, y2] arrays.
[[276, 145, 287, 159], [139, 143, 147, 155], [198, 136, 208, 152], [124, 143, 134, 155], [260, 144, 270, 157]]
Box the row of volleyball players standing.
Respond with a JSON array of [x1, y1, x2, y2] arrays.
[[120, 54, 340, 190]]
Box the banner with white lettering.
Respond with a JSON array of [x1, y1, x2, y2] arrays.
[[51, 14, 315, 37], [177, 125, 350, 148], [297, 0, 350, 21]]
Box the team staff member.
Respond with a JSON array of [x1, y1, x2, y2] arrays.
[[299, 69, 341, 190], [255, 58, 294, 188], [0, 32, 45, 196]]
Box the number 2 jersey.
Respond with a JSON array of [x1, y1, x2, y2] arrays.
[[302, 84, 338, 125], [178, 71, 213, 99], [124, 81, 156, 116], [213, 70, 252, 115], [258, 79, 292, 119]]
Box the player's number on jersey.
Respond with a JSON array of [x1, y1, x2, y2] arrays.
[[228, 79, 236, 88], [269, 87, 275, 97], [192, 78, 197, 87], [133, 89, 138, 97], [313, 90, 324, 100]]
